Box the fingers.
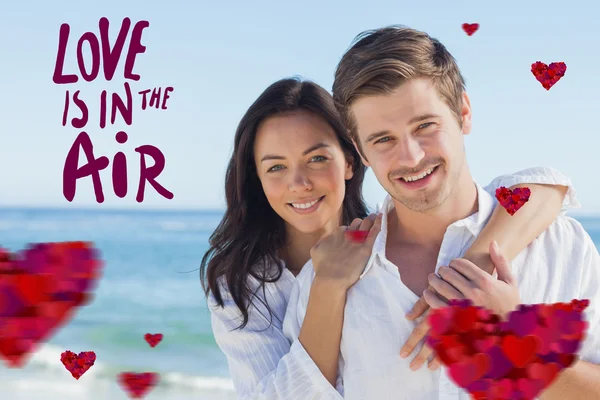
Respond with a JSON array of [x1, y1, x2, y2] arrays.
[[409, 343, 435, 371], [405, 294, 430, 320], [358, 213, 377, 231], [427, 355, 442, 371], [400, 311, 442, 371], [490, 241, 515, 285], [348, 218, 363, 231], [436, 265, 476, 296], [423, 287, 448, 309], [428, 274, 464, 301], [365, 213, 383, 245], [447, 258, 487, 283], [400, 315, 430, 359]]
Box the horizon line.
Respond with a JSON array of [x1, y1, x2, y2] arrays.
[[1, 204, 599, 217]]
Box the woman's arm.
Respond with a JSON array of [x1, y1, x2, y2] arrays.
[[208, 284, 344, 400], [298, 277, 346, 387], [463, 183, 569, 271]]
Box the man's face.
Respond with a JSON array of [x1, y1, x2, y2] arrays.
[[351, 77, 472, 213]]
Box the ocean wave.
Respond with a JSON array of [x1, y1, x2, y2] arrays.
[[16, 344, 234, 393]]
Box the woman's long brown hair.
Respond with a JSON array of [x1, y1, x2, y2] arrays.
[[200, 77, 369, 330]]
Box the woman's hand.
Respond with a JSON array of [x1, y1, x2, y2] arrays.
[[310, 213, 382, 291]]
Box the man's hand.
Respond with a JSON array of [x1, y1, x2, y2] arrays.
[[423, 241, 521, 319], [399, 309, 442, 371], [399, 241, 518, 371]]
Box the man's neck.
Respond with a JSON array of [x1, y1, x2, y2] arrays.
[[388, 175, 479, 247]]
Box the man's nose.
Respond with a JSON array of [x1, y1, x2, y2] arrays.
[[394, 135, 425, 169]]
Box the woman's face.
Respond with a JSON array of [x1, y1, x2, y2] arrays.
[[253, 110, 354, 235]]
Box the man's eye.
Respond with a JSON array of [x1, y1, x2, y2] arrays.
[[374, 137, 391, 144], [418, 122, 434, 130]]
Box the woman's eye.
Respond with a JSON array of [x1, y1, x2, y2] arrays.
[[267, 165, 283, 172], [267, 156, 327, 172]]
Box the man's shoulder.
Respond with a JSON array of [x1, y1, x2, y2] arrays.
[[532, 215, 597, 261], [542, 215, 593, 242]]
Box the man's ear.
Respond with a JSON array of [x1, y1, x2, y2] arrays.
[[460, 91, 473, 135]]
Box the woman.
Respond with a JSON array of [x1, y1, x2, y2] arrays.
[[200, 77, 575, 399]]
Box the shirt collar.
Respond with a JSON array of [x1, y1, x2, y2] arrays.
[[359, 181, 496, 279]]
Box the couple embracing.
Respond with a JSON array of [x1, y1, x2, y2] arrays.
[[201, 25, 600, 400]]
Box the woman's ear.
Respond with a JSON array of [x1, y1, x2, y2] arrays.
[[345, 155, 354, 180]]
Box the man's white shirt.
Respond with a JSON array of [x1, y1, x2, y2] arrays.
[[283, 172, 600, 399]]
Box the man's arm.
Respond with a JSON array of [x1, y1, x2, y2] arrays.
[[423, 236, 600, 399], [539, 360, 600, 400]]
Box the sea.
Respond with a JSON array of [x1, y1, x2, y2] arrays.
[[0, 207, 599, 400]]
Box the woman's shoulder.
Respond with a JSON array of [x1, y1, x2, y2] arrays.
[[208, 258, 294, 319]]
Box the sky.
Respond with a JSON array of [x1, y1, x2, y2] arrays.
[[0, 0, 598, 214]]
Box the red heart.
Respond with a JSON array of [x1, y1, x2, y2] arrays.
[[14, 275, 49, 304], [462, 23, 479, 36], [502, 335, 540, 368], [118, 372, 159, 398], [517, 377, 546, 399], [0, 242, 103, 367], [495, 186, 531, 215], [436, 335, 469, 364], [429, 306, 454, 335], [527, 362, 560, 387], [426, 299, 589, 398], [60, 350, 96, 379], [144, 333, 163, 348], [453, 306, 479, 332], [531, 61, 567, 90], [531, 326, 559, 355], [475, 336, 499, 353], [448, 353, 490, 388], [557, 353, 577, 368], [487, 379, 514, 398], [345, 230, 369, 243]]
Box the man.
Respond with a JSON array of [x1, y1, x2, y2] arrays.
[[282, 25, 600, 399]]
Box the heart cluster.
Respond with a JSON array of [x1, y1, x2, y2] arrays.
[[531, 61, 567, 90], [118, 371, 160, 398], [61, 350, 96, 379], [462, 23, 479, 36], [495, 186, 531, 216], [1, 242, 162, 398], [0, 242, 102, 367], [461, 24, 567, 90], [144, 333, 163, 348], [60, 336, 161, 398], [427, 299, 589, 399], [114, 332, 163, 397], [116, 333, 162, 397]]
